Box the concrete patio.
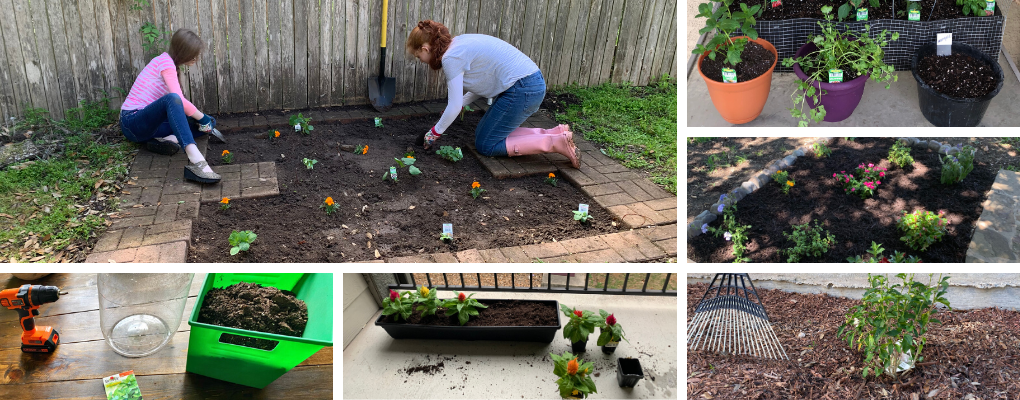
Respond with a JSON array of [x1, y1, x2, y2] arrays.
[[342, 290, 678, 399]]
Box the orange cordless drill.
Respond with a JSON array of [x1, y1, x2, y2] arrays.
[[1, 284, 60, 353]]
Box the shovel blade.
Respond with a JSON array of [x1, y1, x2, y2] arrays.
[[368, 76, 396, 112]]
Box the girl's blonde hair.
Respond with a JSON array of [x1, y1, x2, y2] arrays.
[[168, 28, 205, 66], [405, 20, 451, 71]]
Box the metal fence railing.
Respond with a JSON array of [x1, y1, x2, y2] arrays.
[[389, 273, 677, 297]]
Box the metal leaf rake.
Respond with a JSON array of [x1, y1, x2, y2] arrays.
[[687, 273, 788, 360]]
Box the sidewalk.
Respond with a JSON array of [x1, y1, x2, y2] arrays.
[[687, 53, 1020, 126], [342, 290, 678, 399]]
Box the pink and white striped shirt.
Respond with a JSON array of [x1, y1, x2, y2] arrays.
[[121, 52, 198, 115]]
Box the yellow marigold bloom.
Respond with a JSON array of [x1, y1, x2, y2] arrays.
[[324, 197, 334, 206], [572, 390, 579, 396], [787, 181, 794, 187], [567, 358, 579, 375], [274, 130, 280, 137], [362, 145, 369, 155], [407, 155, 414, 159], [220, 197, 229, 204], [222, 150, 230, 156], [419, 286, 429, 297], [471, 181, 481, 189]]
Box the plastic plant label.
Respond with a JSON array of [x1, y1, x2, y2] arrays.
[[721, 68, 737, 83], [294, 123, 301, 132], [605, 341, 619, 348], [828, 69, 844, 83], [442, 223, 453, 235], [374, 117, 383, 127], [908, 9, 920, 20], [578, 204, 589, 213], [104, 370, 143, 400], [937, 33, 952, 56], [856, 8, 868, 21], [389, 167, 397, 179], [771, 0, 781, 7], [985, 0, 994, 11]]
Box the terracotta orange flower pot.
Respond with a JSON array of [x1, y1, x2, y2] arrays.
[[697, 37, 777, 125]]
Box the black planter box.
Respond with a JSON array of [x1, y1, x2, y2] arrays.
[[737, 8, 1004, 72], [375, 299, 561, 343]]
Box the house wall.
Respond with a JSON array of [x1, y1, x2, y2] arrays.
[[343, 273, 381, 350]]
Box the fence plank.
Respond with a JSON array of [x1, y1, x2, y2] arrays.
[[343, 0, 358, 104], [250, 0, 268, 110], [585, 0, 610, 86], [293, 0, 308, 109], [318, 0, 332, 107], [182, 0, 209, 112], [239, 0, 256, 111], [0, 0, 31, 117], [657, 3, 677, 79], [306, 0, 320, 108], [43, 0, 78, 115], [648, 0, 676, 82], [465, 0, 479, 34], [10, 1, 48, 111], [598, 0, 625, 84], [124, 0, 151, 87], [367, 0, 382, 102], [537, 0, 560, 84], [266, 0, 282, 109], [384, 0, 399, 103], [576, 0, 602, 86], [196, 0, 219, 114], [0, 5, 13, 119], [633, 0, 663, 85], [280, 0, 295, 108], [453, 0, 468, 36], [549, 0, 574, 87], [330, 0, 345, 105], [31, 0, 66, 117], [394, 0, 413, 103], [565, 0, 590, 86], [413, 0, 433, 101], [477, 1, 500, 37], [107, 0, 137, 111], [426, 0, 447, 100], [612, 0, 646, 83], [75, 0, 104, 98], [221, 0, 241, 110], [522, 0, 545, 68], [208, 0, 230, 112], [350, 0, 369, 105]]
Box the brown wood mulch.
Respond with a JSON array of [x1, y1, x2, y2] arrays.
[[687, 282, 1020, 399]]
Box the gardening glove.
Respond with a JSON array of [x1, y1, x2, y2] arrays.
[[197, 114, 216, 133], [423, 126, 441, 150]]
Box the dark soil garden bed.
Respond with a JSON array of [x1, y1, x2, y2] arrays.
[[916, 53, 999, 98], [699, 41, 777, 83], [729, 0, 993, 21], [197, 282, 308, 349], [687, 282, 1020, 399], [188, 112, 617, 262], [382, 299, 558, 327], [687, 137, 997, 263]]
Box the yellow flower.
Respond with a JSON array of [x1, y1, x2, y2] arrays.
[[419, 286, 429, 297], [407, 155, 414, 159], [221, 150, 230, 156], [572, 390, 579, 396], [567, 358, 578, 375], [471, 181, 481, 189], [324, 197, 334, 206], [274, 130, 280, 137], [362, 145, 369, 155], [548, 173, 556, 178], [787, 181, 794, 187], [220, 197, 229, 204]]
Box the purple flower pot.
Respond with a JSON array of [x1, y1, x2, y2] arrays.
[[792, 42, 870, 123]]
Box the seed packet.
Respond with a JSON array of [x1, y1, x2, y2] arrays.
[[104, 370, 143, 400]]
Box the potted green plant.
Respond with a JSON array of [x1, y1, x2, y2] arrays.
[[596, 310, 630, 354], [782, 6, 899, 126], [692, 0, 777, 124], [561, 305, 602, 353], [550, 351, 597, 399], [376, 291, 561, 342]]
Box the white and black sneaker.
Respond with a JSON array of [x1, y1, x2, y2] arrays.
[[184, 161, 221, 184], [146, 138, 181, 156]]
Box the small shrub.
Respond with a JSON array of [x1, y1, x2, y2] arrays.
[[63, 96, 118, 132], [838, 273, 950, 378], [834, 163, 886, 199], [887, 141, 914, 169], [939, 145, 975, 185], [848, 241, 921, 263], [897, 209, 949, 251], [688, 137, 714, 145], [704, 202, 752, 263], [771, 170, 793, 195], [812, 142, 832, 158], [782, 220, 835, 263]]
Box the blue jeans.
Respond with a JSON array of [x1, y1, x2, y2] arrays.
[[474, 71, 545, 157], [120, 93, 206, 148]]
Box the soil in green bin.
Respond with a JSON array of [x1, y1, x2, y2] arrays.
[[190, 112, 618, 263], [198, 282, 308, 350], [385, 300, 558, 326]]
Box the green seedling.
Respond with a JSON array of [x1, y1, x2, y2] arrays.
[[228, 230, 257, 255], [302, 158, 318, 170], [440, 232, 453, 243], [436, 146, 464, 162], [289, 113, 314, 135], [573, 211, 593, 223]]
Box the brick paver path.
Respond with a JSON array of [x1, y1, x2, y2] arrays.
[[86, 100, 677, 263]]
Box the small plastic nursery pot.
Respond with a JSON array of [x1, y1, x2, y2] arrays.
[[375, 299, 561, 343], [571, 338, 588, 353], [911, 42, 1004, 127], [601, 340, 620, 354], [697, 36, 778, 124], [792, 42, 870, 123], [186, 273, 334, 389], [617, 357, 644, 388]]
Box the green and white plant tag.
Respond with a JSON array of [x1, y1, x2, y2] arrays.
[[605, 340, 619, 348], [985, 0, 994, 11], [389, 166, 397, 180], [937, 33, 952, 56], [294, 123, 301, 132], [908, 9, 920, 20], [856, 7, 868, 21], [828, 69, 844, 83], [578, 203, 589, 214], [442, 223, 453, 236], [374, 117, 383, 127], [721, 68, 737, 83]]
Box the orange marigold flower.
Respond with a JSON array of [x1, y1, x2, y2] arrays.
[[362, 145, 369, 155], [222, 150, 230, 156], [787, 181, 795, 187], [274, 130, 280, 137], [324, 197, 334, 206], [407, 155, 414, 159], [567, 358, 579, 375], [548, 173, 556, 178], [471, 181, 481, 189], [220, 197, 229, 204]]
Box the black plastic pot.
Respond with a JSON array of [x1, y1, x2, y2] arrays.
[[571, 338, 588, 353], [617, 358, 644, 388], [911, 42, 1004, 127], [375, 299, 561, 342], [601, 340, 619, 354]]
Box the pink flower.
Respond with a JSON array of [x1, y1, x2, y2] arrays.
[[841, 171, 845, 173], [877, 181, 880, 185], [880, 172, 885, 177], [851, 188, 856, 192], [850, 175, 854, 179], [833, 173, 837, 178], [868, 163, 874, 168], [389, 290, 398, 302], [574, 309, 583, 318], [607, 314, 617, 326]]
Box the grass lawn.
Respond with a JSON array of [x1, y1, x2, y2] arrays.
[[550, 76, 678, 194]]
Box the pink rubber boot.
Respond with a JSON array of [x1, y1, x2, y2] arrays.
[[508, 124, 570, 137], [504, 132, 581, 168]]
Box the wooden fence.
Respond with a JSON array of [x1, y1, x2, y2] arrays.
[[0, 0, 677, 121]]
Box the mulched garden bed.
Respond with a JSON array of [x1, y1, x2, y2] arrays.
[[916, 53, 999, 98], [688, 137, 997, 263], [687, 282, 1020, 399], [729, 0, 994, 21], [188, 112, 617, 262], [699, 42, 777, 83], [382, 300, 558, 327]]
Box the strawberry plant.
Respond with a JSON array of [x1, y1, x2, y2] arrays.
[[289, 113, 314, 135]]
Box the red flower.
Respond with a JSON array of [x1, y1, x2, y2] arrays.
[[574, 310, 583, 318], [879, 257, 890, 263], [606, 314, 617, 326], [458, 292, 466, 302], [389, 290, 398, 301]]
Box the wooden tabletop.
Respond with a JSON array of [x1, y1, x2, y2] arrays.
[[0, 273, 333, 399]]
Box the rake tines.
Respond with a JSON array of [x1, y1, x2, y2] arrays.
[[687, 273, 788, 360]]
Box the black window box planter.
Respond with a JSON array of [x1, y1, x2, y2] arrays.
[[736, 6, 1004, 73], [374, 299, 562, 343]]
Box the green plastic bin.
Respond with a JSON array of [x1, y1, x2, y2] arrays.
[[186, 273, 333, 388]]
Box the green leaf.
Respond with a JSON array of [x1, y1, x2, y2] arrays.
[[838, 3, 850, 20], [408, 165, 421, 175]]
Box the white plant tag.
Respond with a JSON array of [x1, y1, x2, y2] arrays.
[[721, 68, 737, 83], [578, 204, 589, 213], [828, 69, 844, 83], [856, 7, 868, 21], [985, 0, 994, 11], [442, 223, 453, 235], [389, 166, 397, 179], [908, 9, 920, 20], [937, 33, 952, 56], [294, 123, 301, 132], [605, 341, 619, 348]]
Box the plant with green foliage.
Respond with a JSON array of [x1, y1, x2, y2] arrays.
[[382, 289, 413, 321], [561, 305, 603, 344], [688, 137, 714, 145], [897, 209, 949, 251], [411, 285, 442, 317], [545, 172, 559, 187], [782, 6, 899, 127], [692, 0, 763, 67], [139, 22, 172, 58], [573, 210, 593, 224], [441, 291, 488, 325], [848, 241, 922, 263], [302, 158, 318, 170], [838, 273, 950, 378], [939, 144, 975, 185], [837, 0, 880, 20], [957, 0, 988, 15], [596, 310, 629, 345], [128, 0, 150, 11], [228, 230, 257, 255], [812, 142, 832, 158], [888, 141, 914, 169], [289, 113, 314, 135], [62, 95, 118, 132], [436, 146, 463, 162], [439, 232, 453, 243], [771, 170, 794, 194], [550, 351, 597, 399], [782, 220, 835, 262], [703, 201, 752, 263]]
